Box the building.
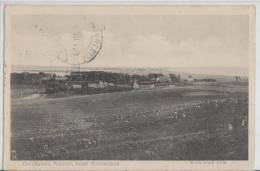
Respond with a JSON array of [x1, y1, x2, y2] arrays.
[[187, 75, 194, 82], [133, 79, 139, 89], [234, 76, 242, 82], [156, 75, 171, 83]]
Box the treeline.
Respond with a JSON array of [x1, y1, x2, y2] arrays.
[[69, 72, 182, 84], [67, 72, 182, 84], [194, 78, 216, 82], [11, 71, 183, 85], [11, 72, 51, 85], [70, 71, 131, 84]]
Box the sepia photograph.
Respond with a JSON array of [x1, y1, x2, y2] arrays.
[[3, 5, 255, 170]]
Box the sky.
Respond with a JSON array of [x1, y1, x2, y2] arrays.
[[10, 14, 249, 70]]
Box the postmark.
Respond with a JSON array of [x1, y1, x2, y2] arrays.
[[56, 23, 104, 67]]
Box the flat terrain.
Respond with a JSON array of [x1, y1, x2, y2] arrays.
[[11, 82, 248, 160]]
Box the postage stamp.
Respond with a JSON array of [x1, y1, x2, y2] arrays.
[[3, 5, 256, 170]]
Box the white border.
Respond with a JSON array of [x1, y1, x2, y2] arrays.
[[0, 1, 4, 170], [0, 0, 259, 170], [255, 2, 260, 170]]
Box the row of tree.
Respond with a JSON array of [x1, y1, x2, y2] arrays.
[[11, 71, 183, 85], [11, 72, 51, 85], [70, 71, 132, 84]]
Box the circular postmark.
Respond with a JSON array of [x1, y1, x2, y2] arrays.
[[56, 22, 104, 66]]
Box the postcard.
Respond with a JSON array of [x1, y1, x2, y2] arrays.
[[3, 5, 256, 170]]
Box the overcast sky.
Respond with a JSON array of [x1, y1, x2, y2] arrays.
[[11, 14, 249, 69]]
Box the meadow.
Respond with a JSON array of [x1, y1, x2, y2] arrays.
[[11, 81, 248, 160]]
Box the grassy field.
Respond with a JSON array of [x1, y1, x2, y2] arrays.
[[11, 81, 248, 160], [11, 84, 42, 98]]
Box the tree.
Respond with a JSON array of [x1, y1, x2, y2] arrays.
[[169, 74, 178, 83], [177, 75, 181, 81]]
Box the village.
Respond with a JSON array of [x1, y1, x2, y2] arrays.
[[11, 71, 220, 97]]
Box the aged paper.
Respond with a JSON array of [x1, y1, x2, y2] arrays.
[[3, 5, 256, 170]]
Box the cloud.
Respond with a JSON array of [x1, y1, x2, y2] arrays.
[[11, 29, 248, 68], [92, 33, 227, 68], [12, 29, 101, 66]]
